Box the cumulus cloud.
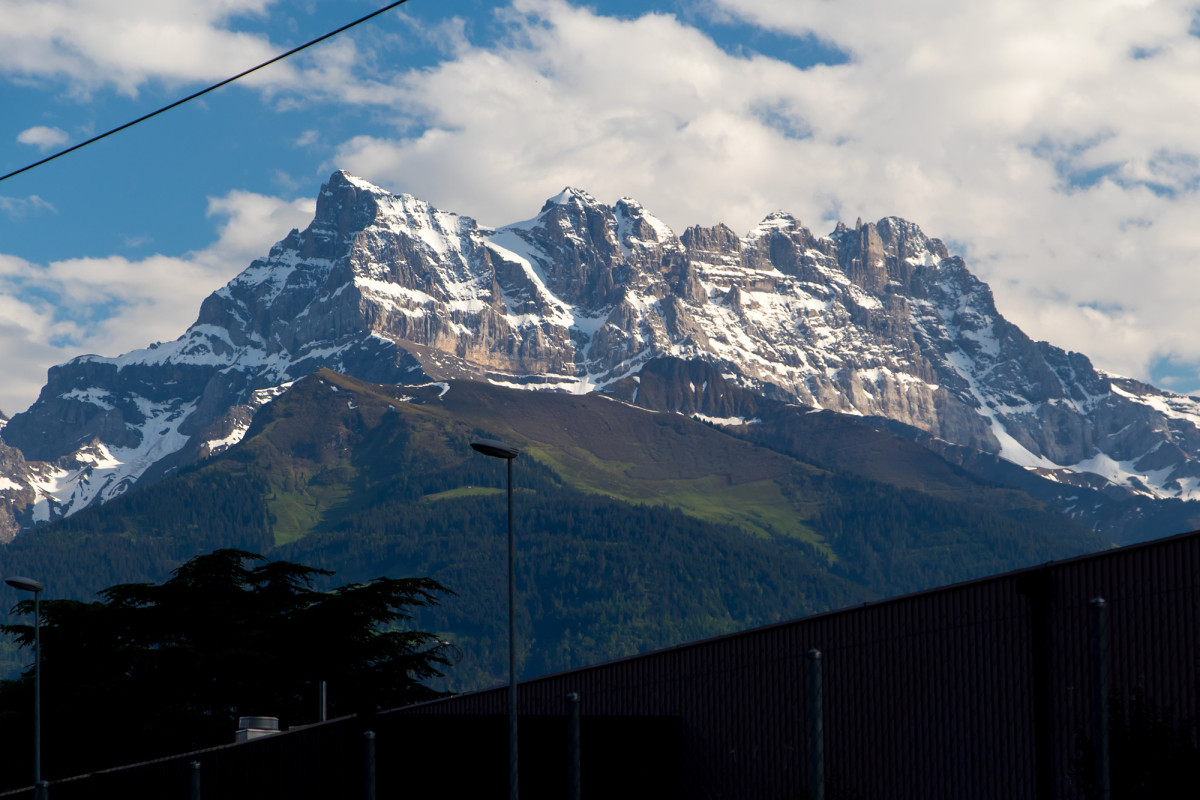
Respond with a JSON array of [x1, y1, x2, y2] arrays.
[[335, 0, 836, 231], [5, 0, 1200, 400], [329, 0, 1200, 389], [16, 125, 69, 150], [0, 190, 313, 415], [0, 0, 411, 103], [698, 0, 1200, 382], [0, 0, 281, 95]]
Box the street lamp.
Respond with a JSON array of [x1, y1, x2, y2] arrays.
[[470, 438, 520, 800], [6, 576, 45, 800]]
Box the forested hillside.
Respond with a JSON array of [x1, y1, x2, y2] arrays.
[[1, 370, 1108, 688]]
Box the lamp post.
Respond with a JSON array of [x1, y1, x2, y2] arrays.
[[6, 576, 45, 799], [470, 438, 520, 800]]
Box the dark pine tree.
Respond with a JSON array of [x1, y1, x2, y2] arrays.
[[0, 549, 454, 787]]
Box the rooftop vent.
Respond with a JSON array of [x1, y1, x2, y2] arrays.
[[236, 716, 280, 743]]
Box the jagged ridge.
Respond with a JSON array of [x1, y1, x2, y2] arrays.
[[3, 170, 1200, 541]]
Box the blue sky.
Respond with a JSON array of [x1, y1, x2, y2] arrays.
[[3, 0, 1200, 414]]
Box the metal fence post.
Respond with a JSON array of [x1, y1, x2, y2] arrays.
[[1089, 598, 1110, 800], [363, 731, 376, 800], [567, 692, 581, 800], [190, 760, 201, 800], [807, 649, 824, 800]]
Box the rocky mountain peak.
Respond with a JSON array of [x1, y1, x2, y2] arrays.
[[752, 210, 801, 233], [4, 171, 1200, 544], [308, 170, 386, 250], [614, 196, 674, 242], [539, 186, 601, 214]]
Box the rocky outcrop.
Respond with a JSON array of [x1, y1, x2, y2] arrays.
[[4, 170, 1200, 540]]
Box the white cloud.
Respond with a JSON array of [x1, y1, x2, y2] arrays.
[[0, 0, 415, 103], [335, 0, 838, 231], [0, 195, 56, 218], [16, 125, 69, 150], [0, 190, 313, 416], [331, 0, 1200, 389], [0, 0, 285, 95], [698, 0, 1200, 384], [6, 0, 1200, 409], [294, 129, 319, 147]]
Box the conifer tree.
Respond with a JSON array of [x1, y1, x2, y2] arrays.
[[0, 549, 454, 786]]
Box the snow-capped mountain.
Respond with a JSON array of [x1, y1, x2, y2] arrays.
[[2, 170, 1199, 542]]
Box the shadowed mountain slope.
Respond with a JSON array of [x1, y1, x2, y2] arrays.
[[1, 371, 1107, 688]]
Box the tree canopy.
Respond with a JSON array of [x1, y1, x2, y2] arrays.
[[0, 549, 454, 786]]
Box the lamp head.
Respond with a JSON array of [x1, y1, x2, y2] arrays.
[[5, 577, 44, 593], [471, 439, 519, 460]]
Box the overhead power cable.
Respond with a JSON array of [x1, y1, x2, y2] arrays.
[[0, 0, 413, 185]]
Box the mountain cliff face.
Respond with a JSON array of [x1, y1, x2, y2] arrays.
[[2, 170, 1199, 541]]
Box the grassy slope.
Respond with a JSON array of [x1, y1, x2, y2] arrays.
[[445, 387, 829, 545], [245, 371, 831, 549]]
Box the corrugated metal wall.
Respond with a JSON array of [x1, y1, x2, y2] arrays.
[[5, 532, 1195, 799], [403, 531, 1200, 799]]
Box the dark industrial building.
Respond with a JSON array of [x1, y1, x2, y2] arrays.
[[6, 529, 1198, 799]]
